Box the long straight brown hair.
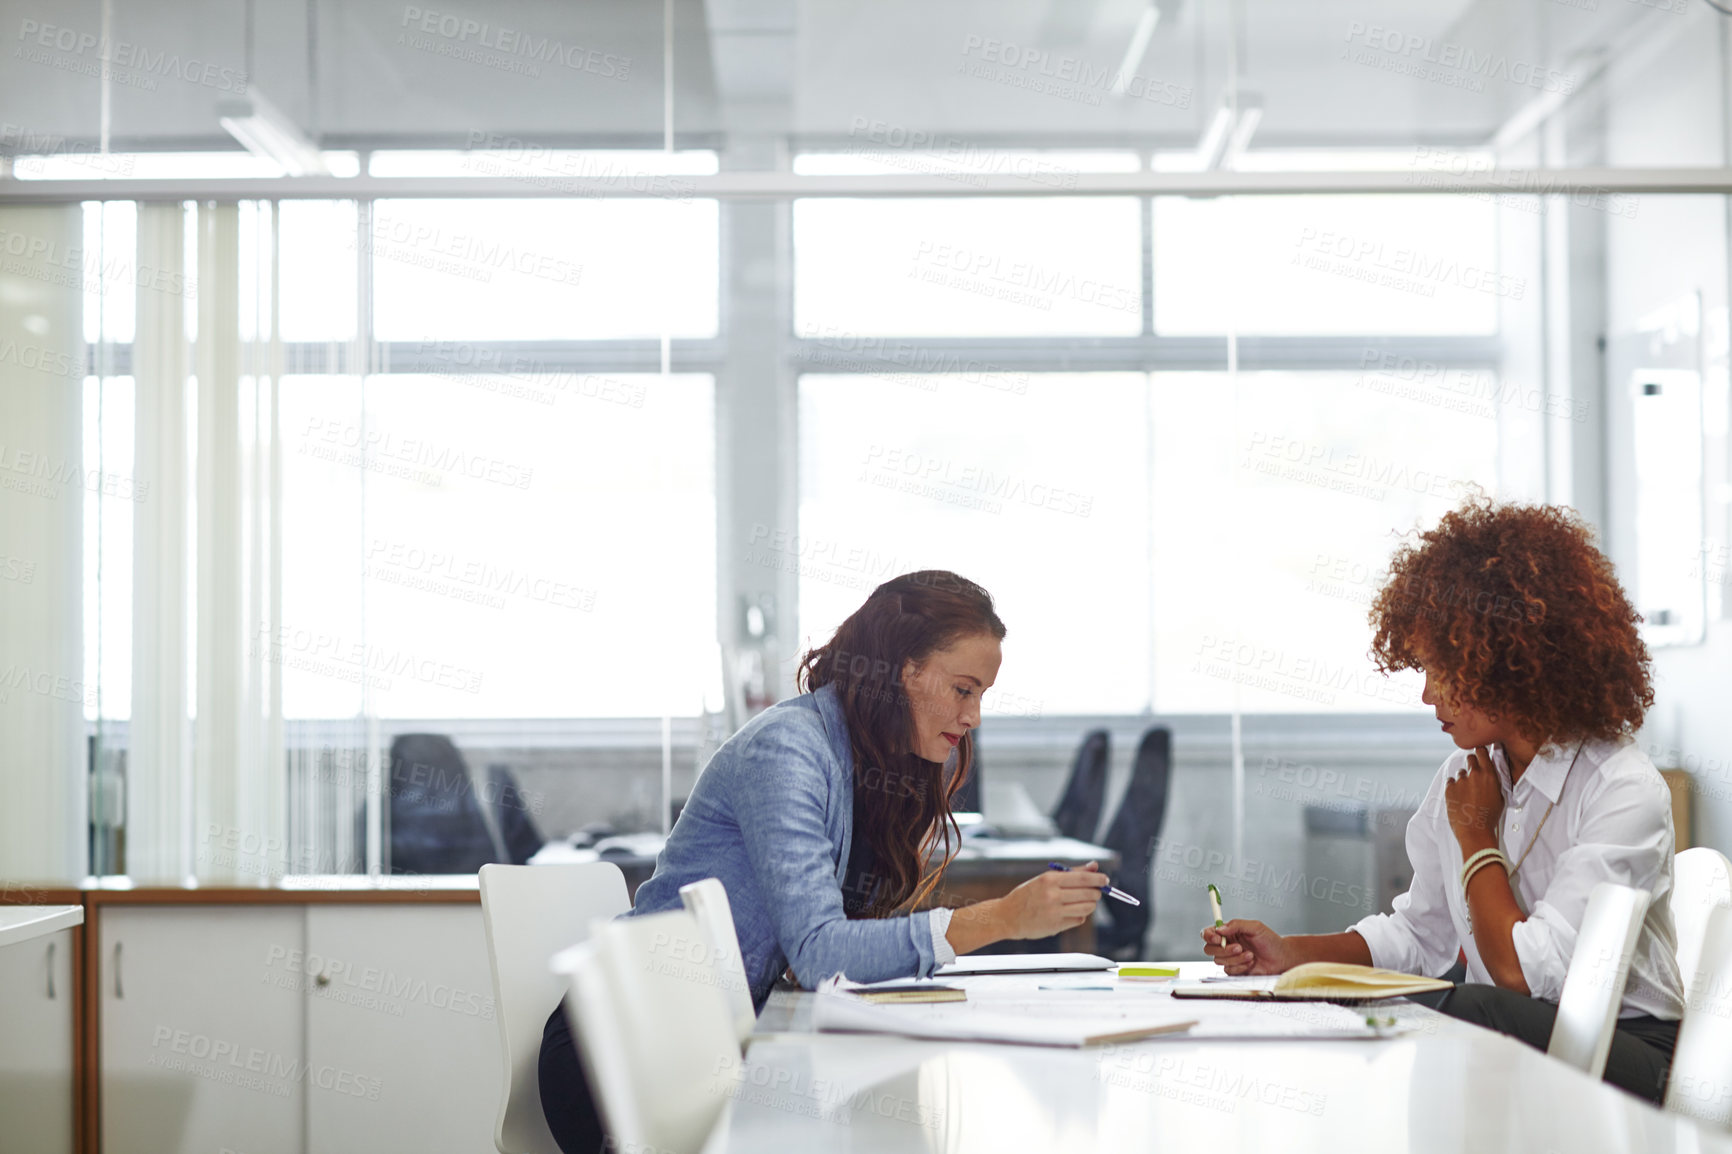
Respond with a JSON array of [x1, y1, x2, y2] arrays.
[[797, 570, 1005, 918]]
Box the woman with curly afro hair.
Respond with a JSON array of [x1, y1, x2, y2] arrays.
[[1201, 498, 1684, 1102]]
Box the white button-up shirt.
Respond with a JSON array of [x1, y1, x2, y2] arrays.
[[1353, 736, 1684, 1020]]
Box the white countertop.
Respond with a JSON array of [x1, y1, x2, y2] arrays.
[[0, 905, 82, 949]]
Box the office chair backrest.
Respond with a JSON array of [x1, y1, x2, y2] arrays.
[[1051, 729, 1111, 843], [1671, 847, 1732, 995], [1547, 882, 1651, 1079], [486, 763, 548, 865], [1096, 726, 1172, 958], [387, 732, 498, 874], [679, 877, 757, 1045], [478, 862, 631, 1154], [1664, 903, 1732, 1127], [553, 910, 740, 1154], [952, 738, 983, 815]]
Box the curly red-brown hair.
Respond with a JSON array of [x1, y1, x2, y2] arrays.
[[1369, 497, 1653, 744]]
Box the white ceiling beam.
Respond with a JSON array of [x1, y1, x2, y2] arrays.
[[2, 166, 1729, 201]]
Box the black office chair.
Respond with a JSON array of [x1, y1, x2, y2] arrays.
[[383, 733, 498, 875], [485, 762, 546, 865], [1095, 726, 1173, 960], [982, 732, 1111, 956], [1050, 729, 1110, 842], [952, 737, 983, 814]]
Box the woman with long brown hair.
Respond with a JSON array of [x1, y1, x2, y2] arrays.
[[539, 570, 1108, 1153]]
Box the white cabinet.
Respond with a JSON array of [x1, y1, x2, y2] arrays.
[[0, 925, 76, 1153], [97, 901, 502, 1154], [302, 906, 501, 1154], [99, 906, 306, 1154]]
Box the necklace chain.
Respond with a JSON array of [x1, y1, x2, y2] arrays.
[[1464, 740, 1585, 933]]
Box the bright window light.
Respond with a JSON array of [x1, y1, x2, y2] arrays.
[[795, 197, 1142, 338]]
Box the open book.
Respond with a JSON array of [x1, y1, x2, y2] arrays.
[[1172, 962, 1453, 1003]]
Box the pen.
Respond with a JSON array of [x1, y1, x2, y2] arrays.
[[1047, 862, 1141, 906], [1208, 883, 1226, 949]]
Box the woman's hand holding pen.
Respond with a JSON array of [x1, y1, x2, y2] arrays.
[[946, 862, 1108, 954], [1201, 919, 1297, 975], [1000, 861, 1109, 938]]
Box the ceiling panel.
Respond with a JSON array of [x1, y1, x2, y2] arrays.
[[0, 0, 1701, 156]]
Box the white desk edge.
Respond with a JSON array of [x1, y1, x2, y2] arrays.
[[0, 904, 83, 949]]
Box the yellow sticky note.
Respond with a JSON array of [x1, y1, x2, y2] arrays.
[[1116, 965, 1180, 979]]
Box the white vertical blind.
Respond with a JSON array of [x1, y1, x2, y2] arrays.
[[127, 202, 192, 883], [189, 201, 285, 884], [0, 204, 88, 882]]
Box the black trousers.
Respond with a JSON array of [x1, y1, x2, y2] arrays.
[[1434, 983, 1679, 1104], [538, 997, 606, 1154]]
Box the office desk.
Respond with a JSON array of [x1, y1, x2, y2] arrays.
[[528, 840, 661, 897], [719, 980, 1727, 1154], [925, 837, 1121, 954], [0, 903, 82, 947], [0, 904, 82, 1154]]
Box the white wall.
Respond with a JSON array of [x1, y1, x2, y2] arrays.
[[1598, 8, 1732, 854]]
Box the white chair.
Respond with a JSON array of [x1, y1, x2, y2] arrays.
[[1670, 847, 1732, 994], [679, 877, 757, 1045], [1547, 882, 1652, 1079], [1665, 903, 1732, 1127], [553, 909, 740, 1154], [478, 862, 631, 1154]]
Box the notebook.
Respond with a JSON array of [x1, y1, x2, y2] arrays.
[[1171, 962, 1453, 1003], [936, 953, 1115, 977], [850, 982, 967, 1005]]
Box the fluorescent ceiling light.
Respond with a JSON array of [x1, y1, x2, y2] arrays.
[[1490, 88, 1570, 152], [1490, 49, 1605, 151], [217, 90, 328, 177], [1195, 102, 1233, 171], [1221, 98, 1263, 169], [1110, 4, 1162, 97]]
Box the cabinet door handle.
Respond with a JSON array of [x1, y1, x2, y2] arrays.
[[114, 941, 124, 999], [46, 941, 56, 999]]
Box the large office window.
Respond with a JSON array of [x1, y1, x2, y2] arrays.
[[65, 170, 724, 879], [1147, 371, 1498, 713], [1152, 195, 1505, 336], [371, 198, 719, 341], [798, 369, 1496, 717], [793, 177, 1516, 717], [794, 197, 1144, 337], [280, 374, 717, 720], [799, 372, 1152, 716]]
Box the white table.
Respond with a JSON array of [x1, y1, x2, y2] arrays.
[[0, 903, 82, 948], [713, 967, 1730, 1154]]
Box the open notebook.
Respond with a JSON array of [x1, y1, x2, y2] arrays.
[[1172, 962, 1453, 1003]]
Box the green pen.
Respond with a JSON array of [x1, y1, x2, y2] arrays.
[[1207, 883, 1225, 937]]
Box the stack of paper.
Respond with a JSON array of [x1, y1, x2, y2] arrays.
[[936, 953, 1114, 977], [813, 989, 1197, 1047]]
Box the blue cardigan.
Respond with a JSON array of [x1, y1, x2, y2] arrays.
[[628, 684, 945, 1007]]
